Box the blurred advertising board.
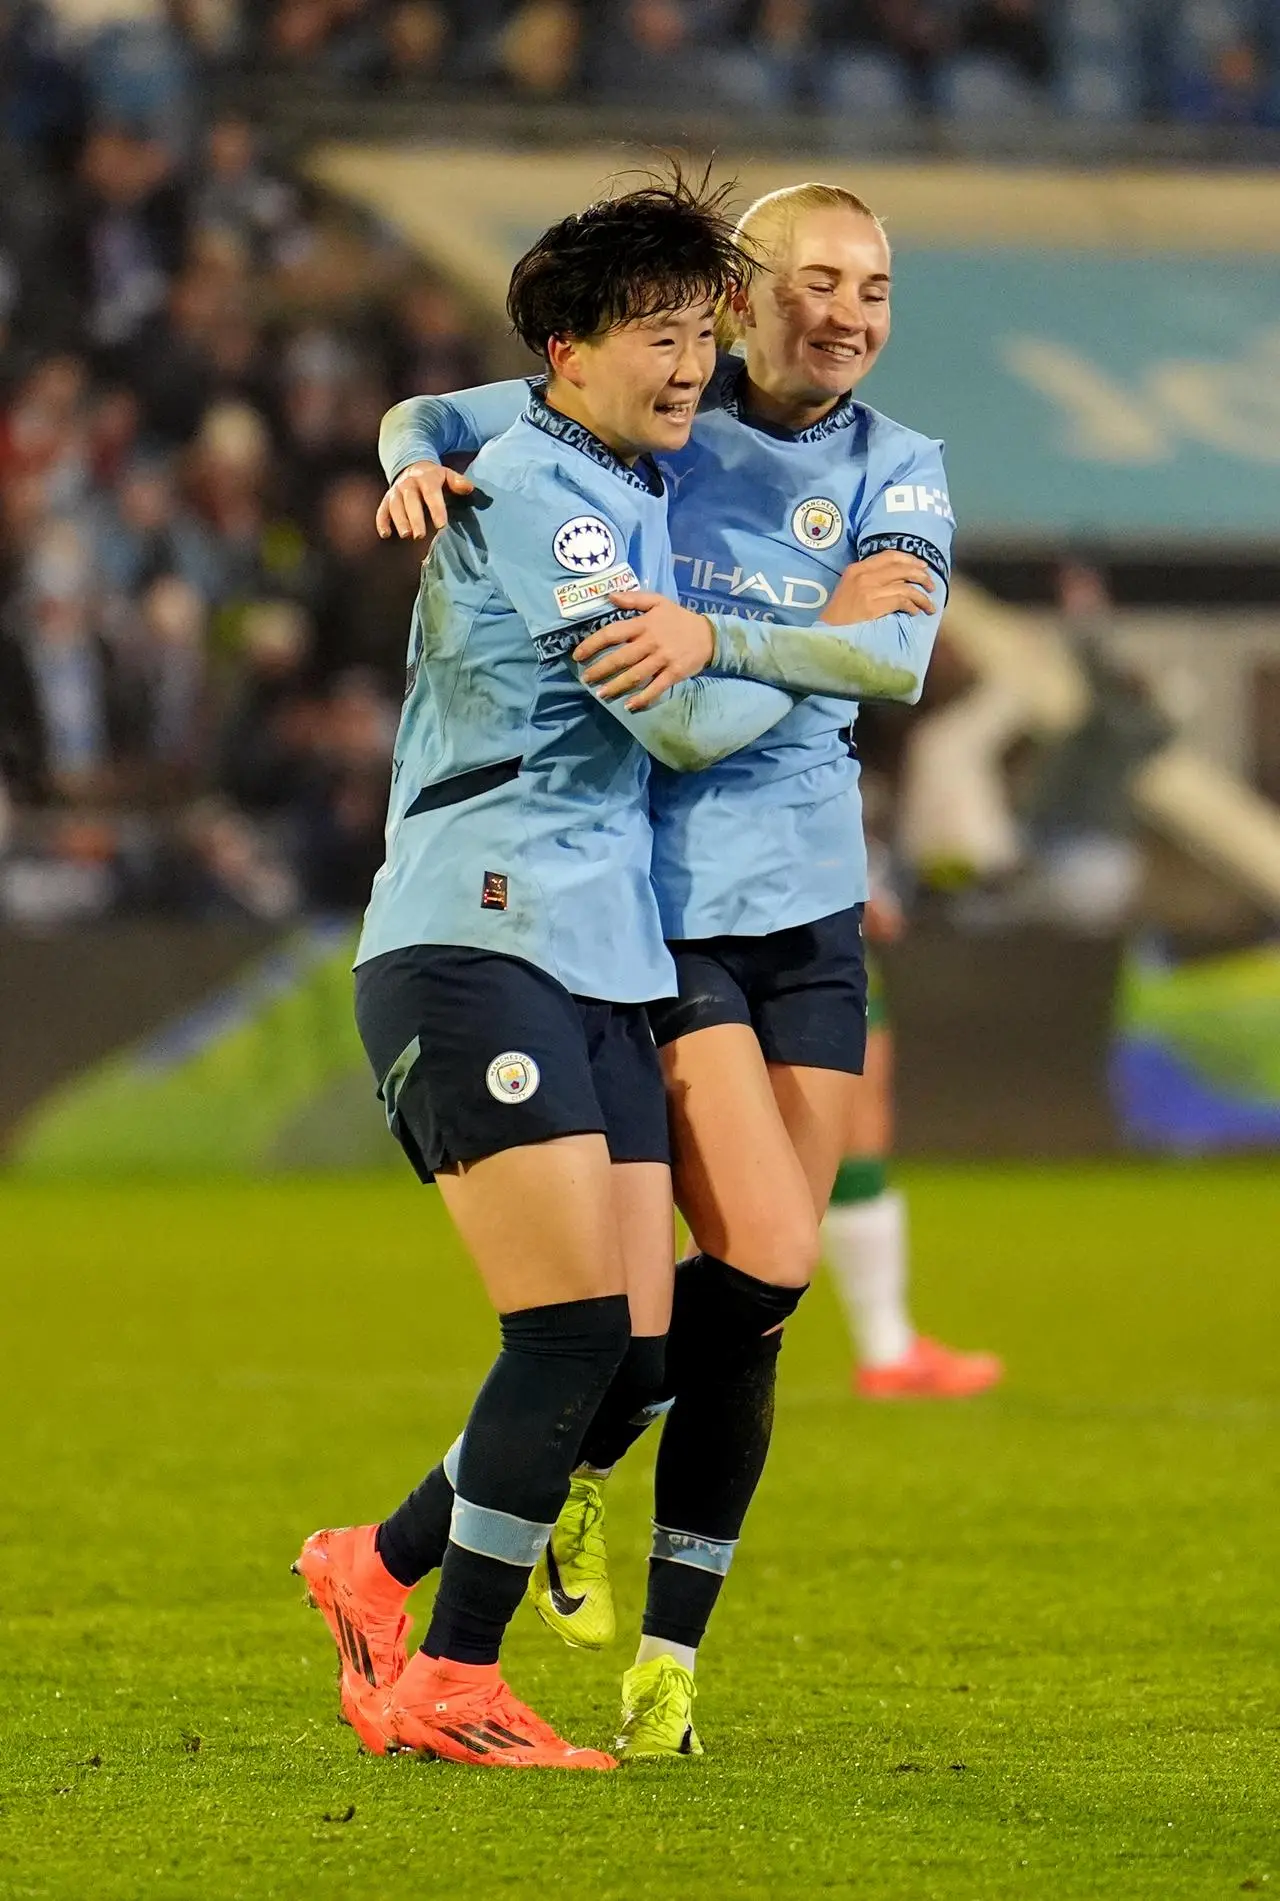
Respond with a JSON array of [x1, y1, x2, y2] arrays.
[[314, 146, 1280, 547], [7, 927, 1279, 1170], [1, 923, 387, 1176], [1, 923, 1121, 1170], [1113, 943, 1280, 1152]]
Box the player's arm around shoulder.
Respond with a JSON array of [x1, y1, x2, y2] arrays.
[[474, 464, 643, 663], [376, 380, 535, 540]]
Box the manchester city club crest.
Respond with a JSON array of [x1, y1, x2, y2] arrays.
[[553, 516, 618, 573], [485, 1050, 541, 1105], [791, 497, 844, 551]]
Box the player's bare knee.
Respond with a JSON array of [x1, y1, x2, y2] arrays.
[[729, 1212, 821, 1289]]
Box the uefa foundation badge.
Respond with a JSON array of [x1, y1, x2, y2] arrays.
[[486, 1051, 541, 1104]]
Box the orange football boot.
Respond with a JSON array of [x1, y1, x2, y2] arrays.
[[344, 1651, 617, 1771], [293, 1525, 410, 1691], [856, 1335, 1004, 1400]]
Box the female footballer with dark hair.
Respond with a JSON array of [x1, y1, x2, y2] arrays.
[[373, 179, 976, 1759], [294, 175, 807, 1772]]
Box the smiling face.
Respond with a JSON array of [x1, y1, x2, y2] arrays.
[[739, 206, 891, 417], [547, 299, 718, 461]]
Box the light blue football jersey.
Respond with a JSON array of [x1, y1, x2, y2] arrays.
[[380, 358, 952, 938], [359, 388, 795, 999]]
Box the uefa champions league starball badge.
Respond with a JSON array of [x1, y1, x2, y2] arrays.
[[553, 516, 619, 573]]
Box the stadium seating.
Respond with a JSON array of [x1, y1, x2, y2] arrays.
[[815, 50, 915, 120], [935, 51, 1048, 120], [1052, 0, 1145, 120], [810, 50, 909, 118], [1165, 0, 1267, 120]]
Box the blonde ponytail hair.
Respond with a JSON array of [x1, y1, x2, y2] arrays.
[[716, 182, 888, 351]]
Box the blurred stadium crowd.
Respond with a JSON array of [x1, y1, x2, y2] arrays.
[[368, 0, 1280, 128], [210, 0, 1278, 128], [0, 4, 499, 925], [6, 2, 1280, 133], [0, 0, 1274, 929]]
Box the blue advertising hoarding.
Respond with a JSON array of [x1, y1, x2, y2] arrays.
[[866, 249, 1280, 544]]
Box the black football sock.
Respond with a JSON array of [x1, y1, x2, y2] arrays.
[[643, 1254, 805, 1652], [423, 1293, 630, 1667], [376, 1332, 669, 1587], [576, 1332, 670, 1473], [375, 1442, 461, 1589]]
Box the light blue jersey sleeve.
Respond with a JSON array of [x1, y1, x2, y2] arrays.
[[379, 381, 532, 482], [378, 357, 745, 483], [705, 438, 955, 706], [482, 474, 795, 774], [620, 670, 795, 773], [705, 606, 928, 702]]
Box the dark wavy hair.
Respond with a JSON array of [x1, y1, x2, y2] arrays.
[[507, 164, 751, 360]]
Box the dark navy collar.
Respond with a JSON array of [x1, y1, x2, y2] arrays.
[[714, 355, 862, 445], [523, 385, 665, 496]]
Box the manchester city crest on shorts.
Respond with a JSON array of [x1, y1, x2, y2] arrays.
[[791, 497, 844, 551], [486, 1051, 541, 1105], [553, 516, 618, 573]]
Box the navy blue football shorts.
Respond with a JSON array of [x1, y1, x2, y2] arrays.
[[354, 945, 670, 1182], [646, 904, 868, 1076]]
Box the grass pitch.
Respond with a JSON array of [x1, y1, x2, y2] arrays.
[[1, 1165, 1277, 1900]]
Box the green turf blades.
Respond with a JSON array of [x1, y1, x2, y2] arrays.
[[1, 1166, 1277, 1898]]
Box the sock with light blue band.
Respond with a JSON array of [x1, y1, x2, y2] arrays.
[[442, 1433, 463, 1489], [576, 1332, 671, 1474], [423, 1292, 631, 1666], [448, 1495, 555, 1569], [642, 1255, 806, 1654], [375, 1431, 463, 1588], [650, 1524, 737, 1576]]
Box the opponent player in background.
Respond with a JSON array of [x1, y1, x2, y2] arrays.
[[378, 182, 973, 1757], [823, 864, 1003, 1398], [295, 178, 808, 1772]]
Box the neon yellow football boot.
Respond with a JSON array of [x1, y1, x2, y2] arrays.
[[615, 1657, 703, 1759], [527, 1473, 615, 1650]]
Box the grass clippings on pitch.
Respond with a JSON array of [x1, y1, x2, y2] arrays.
[[1, 1165, 1277, 1900]]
